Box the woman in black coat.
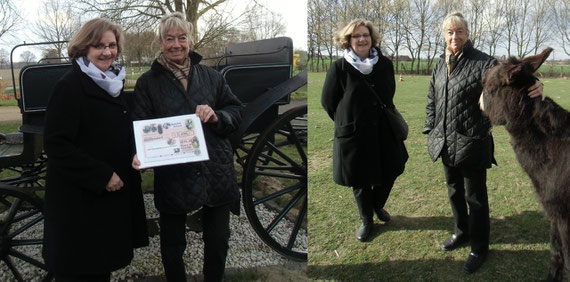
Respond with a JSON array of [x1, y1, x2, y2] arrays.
[[131, 12, 242, 282], [43, 18, 149, 280], [321, 19, 408, 242]]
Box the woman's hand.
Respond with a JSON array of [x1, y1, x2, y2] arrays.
[[132, 154, 141, 170], [528, 80, 544, 101], [195, 104, 219, 123], [106, 172, 124, 192]]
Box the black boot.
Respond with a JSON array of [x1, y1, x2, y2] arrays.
[[353, 187, 374, 242], [374, 207, 391, 222], [372, 180, 394, 223]]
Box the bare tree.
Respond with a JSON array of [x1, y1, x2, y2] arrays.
[[239, 3, 286, 42], [482, 0, 505, 57], [511, 0, 533, 58], [0, 48, 8, 68], [76, 0, 241, 49], [41, 48, 64, 63], [369, 0, 391, 52], [0, 0, 20, 40], [403, 0, 435, 74], [528, 0, 552, 55], [307, 0, 338, 71], [499, 0, 518, 57], [465, 0, 485, 48], [20, 51, 37, 64], [385, 0, 409, 73], [552, 0, 570, 56], [34, 0, 80, 57], [307, 0, 320, 71], [123, 29, 157, 65]]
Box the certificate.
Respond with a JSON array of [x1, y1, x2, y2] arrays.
[[133, 114, 209, 169]]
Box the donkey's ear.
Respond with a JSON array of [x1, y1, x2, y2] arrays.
[[506, 64, 522, 84], [522, 48, 553, 73]]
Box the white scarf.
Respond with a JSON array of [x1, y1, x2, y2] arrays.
[[76, 57, 126, 97], [343, 47, 379, 75]]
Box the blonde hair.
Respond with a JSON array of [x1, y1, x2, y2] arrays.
[[441, 12, 469, 37], [334, 19, 380, 50], [68, 18, 124, 59], [157, 12, 195, 48]]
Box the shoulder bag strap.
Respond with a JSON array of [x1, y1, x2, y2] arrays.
[[361, 79, 389, 109]]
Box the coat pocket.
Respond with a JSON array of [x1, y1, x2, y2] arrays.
[[334, 121, 356, 138], [454, 132, 492, 168]]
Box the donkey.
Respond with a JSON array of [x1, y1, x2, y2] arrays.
[[479, 48, 570, 281]]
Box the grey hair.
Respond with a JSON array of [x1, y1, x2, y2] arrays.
[[157, 12, 195, 48], [441, 12, 469, 37]]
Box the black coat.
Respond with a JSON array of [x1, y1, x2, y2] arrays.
[[43, 62, 149, 275], [423, 41, 497, 168], [132, 52, 242, 214], [321, 49, 408, 187]]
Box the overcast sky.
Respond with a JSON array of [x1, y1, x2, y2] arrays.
[[1, 0, 308, 62]]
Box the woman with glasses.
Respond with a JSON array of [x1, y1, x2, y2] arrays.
[[321, 19, 408, 242], [43, 18, 149, 281], [131, 12, 242, 281]]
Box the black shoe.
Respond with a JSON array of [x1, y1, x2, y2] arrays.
[[463, 251, 488, 273], [356, 223, 373, 242], [441, 234, 469, 251], [374, 207, 391, 222]]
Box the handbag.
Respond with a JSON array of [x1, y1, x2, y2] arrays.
[[362, 80, 409, 141]]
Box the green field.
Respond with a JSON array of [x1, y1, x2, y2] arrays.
[[308, 72, 570, 281]]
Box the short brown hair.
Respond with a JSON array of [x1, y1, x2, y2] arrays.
[[334, 19, 380, 50], [67, 18, 124, 59], [157, 12, 195, 49]]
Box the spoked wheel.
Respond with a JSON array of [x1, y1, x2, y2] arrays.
[[242, 105, 307, 261], [0, 154, 47, 194], [0, 183, 50, 281]]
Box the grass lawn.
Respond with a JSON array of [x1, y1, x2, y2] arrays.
[[308, 72, 570, 281]]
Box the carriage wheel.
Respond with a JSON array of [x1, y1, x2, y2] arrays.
[[0, 153, 47, 191], [242, 105, 307, 261], [0, 183, 50, 281]]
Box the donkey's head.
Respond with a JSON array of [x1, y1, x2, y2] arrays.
[[479, 48, 553, 125]]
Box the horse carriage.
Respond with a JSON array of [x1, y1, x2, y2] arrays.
[[0, 37, 307, 280]]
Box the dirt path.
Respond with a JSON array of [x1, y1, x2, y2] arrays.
[[0, 106, 21, 123]]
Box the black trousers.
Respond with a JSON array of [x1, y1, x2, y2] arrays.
[[353, 177, 396, 223], [443, 164, 490, 254], [159, 204, 231, 282]]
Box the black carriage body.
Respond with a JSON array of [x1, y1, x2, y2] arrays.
[[219, 37, 293, 136], [0, 63, 71, 169]]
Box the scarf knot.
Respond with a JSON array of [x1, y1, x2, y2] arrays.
[[157, 53, 191, 90], [343, 47, 379, 74]]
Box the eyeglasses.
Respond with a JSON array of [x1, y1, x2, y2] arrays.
[[91, 43, 118, 51], [351, 33, 370, 40]]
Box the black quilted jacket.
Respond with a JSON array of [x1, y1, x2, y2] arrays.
[[423, 41, 497, 169], [133, 52, 243, 214]]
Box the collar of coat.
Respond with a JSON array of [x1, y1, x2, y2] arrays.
[[341, 46, 386, 76], [151, 51, 203, 72], [439, 40, 474, 59], [71, 60, 126, 108]]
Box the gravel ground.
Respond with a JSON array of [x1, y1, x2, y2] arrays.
[[0, 193, 307, 281]]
